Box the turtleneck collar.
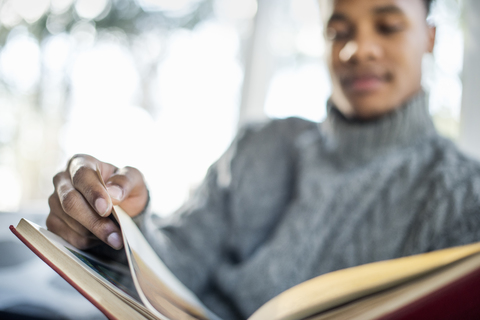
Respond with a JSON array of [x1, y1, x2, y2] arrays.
[[320, 90, 438, 161]]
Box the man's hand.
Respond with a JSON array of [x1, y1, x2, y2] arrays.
[[46, 154, 149, 250]]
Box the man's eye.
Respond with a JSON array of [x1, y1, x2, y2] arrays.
[[377, 23, 404, 35]]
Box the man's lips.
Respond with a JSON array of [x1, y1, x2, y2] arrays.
[[341, 73, 391, 93], [351, 76, 383, 91]]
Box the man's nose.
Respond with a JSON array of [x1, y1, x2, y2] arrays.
[[339, 33, 382, 63]]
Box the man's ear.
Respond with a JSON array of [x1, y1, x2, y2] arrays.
[[426, 25, 436, 53]]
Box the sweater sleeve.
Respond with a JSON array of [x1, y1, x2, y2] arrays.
[[423, 144, 480, 251], [431, 169, 480, 250], [135, 117, 316, 296]]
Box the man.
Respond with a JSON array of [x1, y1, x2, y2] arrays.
[[46, 0, 480, 319]]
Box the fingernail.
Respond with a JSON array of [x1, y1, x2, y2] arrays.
[[95, 198, 109, 217], [107, 185, 123, 200], [107, 232, 123, 249]]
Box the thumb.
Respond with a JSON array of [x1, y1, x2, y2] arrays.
[[105, 166, 148, 216], [106, 184, 124, 204]]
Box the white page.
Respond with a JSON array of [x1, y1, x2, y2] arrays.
[[113, 206, 220, 320]]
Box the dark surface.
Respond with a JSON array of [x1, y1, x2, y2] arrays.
[[0, 310, 57, 320]]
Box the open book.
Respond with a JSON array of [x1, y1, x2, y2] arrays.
[[10, 210, 480, 320]]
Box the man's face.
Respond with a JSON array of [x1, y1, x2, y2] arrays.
[[321, 0, 436, 119]]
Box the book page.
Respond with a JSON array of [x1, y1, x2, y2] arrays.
[[15, 219, 160, 319], [248, 241, 480, 320], [113, 206, 212, 320], [65, 246, 140, 302], [305, 253, 480, 320], [95, 165, 218, 320], [34, 224, 143, 307]]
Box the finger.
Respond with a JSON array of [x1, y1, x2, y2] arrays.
[[48, 193, 95, 238], [68, 155, 118, 217], [46, 212, 101, 250], [106, 166, 148, 216], [54, 171, 123, 249], [105, 166, 144, 201]]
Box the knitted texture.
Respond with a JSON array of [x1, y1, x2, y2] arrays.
[[139, 92, 480, 319]]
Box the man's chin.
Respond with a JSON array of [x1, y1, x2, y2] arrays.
[[345, 94, 401, 120]]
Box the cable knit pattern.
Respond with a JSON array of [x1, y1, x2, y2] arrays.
[[138, 91, 480, 320]]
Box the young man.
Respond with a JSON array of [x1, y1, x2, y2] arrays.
[[46, 0, 480, 319]]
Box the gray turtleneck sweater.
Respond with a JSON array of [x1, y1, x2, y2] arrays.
[[138, 92, 480, 319]]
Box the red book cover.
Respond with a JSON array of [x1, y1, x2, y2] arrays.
[[9, 225, 117, 320], [378, 265, 480, 320]]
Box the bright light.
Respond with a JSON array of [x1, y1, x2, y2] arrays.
[[0, 166, 22, 212], [152, 21, 241, 213], [136, 0, 201, 12], [0, 31, 41, 93], [269, 28, 296, 57], [434, 25, 463, 76], [214, 0, 257, 22], [51, 0, 75, 14], [75, 0, 110, 20], [63, 42, 152, 175], [0, 1, 22, 28], [62, 105, 156, 171], [70, 21, 96, 46], [423, 0, 463, 123], [290, 0, 320, 26], [265, 63, 330, 122], [296, 26, 324, 57], [69, 42, 139, 106], [18, 113, 45, 161], [0, 102, 16, 144], [42, 33, 73, 73], [12, 0, 50, 24]]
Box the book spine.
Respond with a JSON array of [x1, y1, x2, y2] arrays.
[[9, 225, 118, 320]]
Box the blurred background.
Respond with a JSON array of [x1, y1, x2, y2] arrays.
[[0, 0, 475, 216], [1, 0, 479, 318]]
